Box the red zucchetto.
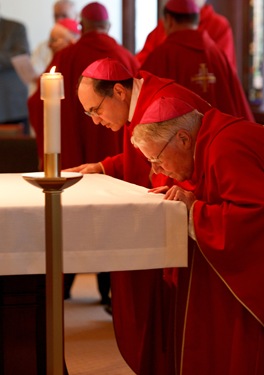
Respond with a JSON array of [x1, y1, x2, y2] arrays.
[[82, 57, 134, 81], [165, 0, 199, 14], [81, 2, 109, 21], [139, 96, 194, 124]]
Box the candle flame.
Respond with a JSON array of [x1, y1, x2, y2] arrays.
[[50, 66, 56, 74]]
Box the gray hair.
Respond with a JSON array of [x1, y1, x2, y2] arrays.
[[131, 109, 203, 148]]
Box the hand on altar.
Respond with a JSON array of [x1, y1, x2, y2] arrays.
[[63, 162, 103, 174], [148, 185, 170, 194], [163, 185, 196, 211]]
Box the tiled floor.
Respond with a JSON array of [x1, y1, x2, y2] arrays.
[[64, 273, 135, 375]]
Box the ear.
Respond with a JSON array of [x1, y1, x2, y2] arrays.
[[113, 83, 127, 101], [164, 14, 173, 34], [176, 130, 192, 149]]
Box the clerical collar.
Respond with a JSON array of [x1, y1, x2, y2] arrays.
[[128, 77, 144, 122]]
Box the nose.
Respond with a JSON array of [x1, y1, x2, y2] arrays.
[[152, 163, 162, 174], [91, 114, 101, 125]]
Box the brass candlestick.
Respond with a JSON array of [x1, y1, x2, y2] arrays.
[[23, 163, 82, 375], [44, 153, 61, 177]]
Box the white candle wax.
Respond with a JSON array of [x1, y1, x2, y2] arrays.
[[40, 70, 64, 154]]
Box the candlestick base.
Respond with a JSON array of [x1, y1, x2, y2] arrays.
[[22, 171, 82, 375], [22, 171, 82, 191], [44, 153, 61, 178]]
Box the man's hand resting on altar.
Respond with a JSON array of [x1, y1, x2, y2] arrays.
[[64, 162, 103, 174], [149, 185, 196, 211]]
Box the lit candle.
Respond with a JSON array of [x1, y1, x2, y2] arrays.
[[40, 66, 64, 176]]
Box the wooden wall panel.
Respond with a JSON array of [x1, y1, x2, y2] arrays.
[[122, 0, 136, 53]]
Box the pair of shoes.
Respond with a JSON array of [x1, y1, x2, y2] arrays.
[[104, 303, 112, 316]]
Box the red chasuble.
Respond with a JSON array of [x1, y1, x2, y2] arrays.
[[176, 108, 264, 374], [28, 32, 139, 169], [199, 4, 237, 70], [136, 5, 237, 71], [141, 29, 254, 121], [105, 72, 211, 375]]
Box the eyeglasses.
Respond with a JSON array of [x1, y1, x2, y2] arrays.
[[147, 132, 177, 164], [84, 96, 106, 117]]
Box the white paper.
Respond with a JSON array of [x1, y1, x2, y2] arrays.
[[11, 54, 38, 85]]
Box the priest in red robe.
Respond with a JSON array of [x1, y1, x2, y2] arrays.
[[131, 96, 264, 375], [141, 0, 254, 121], [28, 2, 139, 170], [136, 0, 237, 71], [66, 57, 211, 375]]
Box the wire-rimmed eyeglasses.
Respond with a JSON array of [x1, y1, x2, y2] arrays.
[[147, 131, 177, 164], [84, 96, 106, 117]]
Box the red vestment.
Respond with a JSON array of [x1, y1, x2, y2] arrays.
[[136, 5, 237, 71], [199, 4, 237, 70], [106, 72, 211, 375], [141, 29, 254, 121], [177, 108, 264, 374], [28, 32, 139, 169]]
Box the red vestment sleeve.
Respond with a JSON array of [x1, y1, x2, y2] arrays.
[[101, 153, 124, 180]]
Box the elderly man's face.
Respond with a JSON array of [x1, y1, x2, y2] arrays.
[[138, 130, 194, 182], [78, 78, 130, 132], [54, 3, 76, 22]]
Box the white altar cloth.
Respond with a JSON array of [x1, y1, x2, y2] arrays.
[[0, 173, 188, 275]]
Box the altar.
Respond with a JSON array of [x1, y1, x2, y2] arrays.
[[0, 173, 188, 374]]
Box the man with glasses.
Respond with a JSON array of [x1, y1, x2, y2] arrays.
[[66, 57, 211, 375], [131, 96, 264, 375]]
